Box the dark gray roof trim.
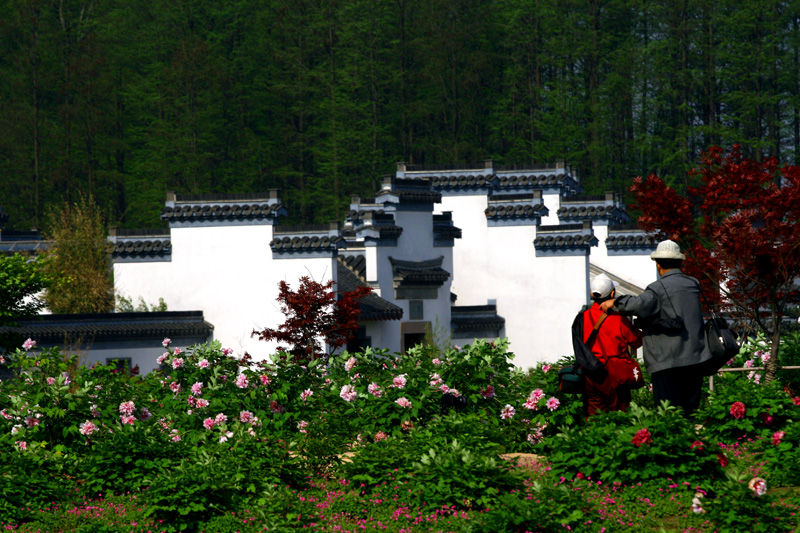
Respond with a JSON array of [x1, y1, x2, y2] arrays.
[[605, 232, 656, 249], [451, 305, 505, 334], [389, 256, 450, 285], [426, 175, 493, 188], [0, 241, 51, 256], [340, 254, 367, 280], [433, 225, 462, 239], [270, 235, 344, 252], [336, 261, 402, 321], [0, 311, 213, 344], [485, 203, 545, 219], [162, 203, 287, 222], [112, 239, 171, 258], [557, 204, 628, 223], [534, 234, 596, 248]]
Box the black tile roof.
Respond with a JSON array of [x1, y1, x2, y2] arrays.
[[162, 203, 286, 222], [336, 261, 403, 321], [426, 175, 493, 188], [270, 235, 343, 251], [0, 311, 213, 344], [533, 234, 596, 248], [451, 304, 505, 334], [388, 256, 450, 285], [339, 254, 367, 280], [485, 203, 545, 219], [495, 173, 574, 188], [112, 239, 171, 257], [605, 226, 657, 249], [433, 225, 462, 239]]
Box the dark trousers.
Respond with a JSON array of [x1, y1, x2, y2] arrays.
[[651, 364, 703, 417]]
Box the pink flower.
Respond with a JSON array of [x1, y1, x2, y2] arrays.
[[195, 398, 209, 408], [747, 371, 762, 384], [760, 351, 770, 364], [773, 431, 786, 446], [523, 399, 538, 410], [344, 357, 357, 372], [214, 413, 228, 425], [222, 347, 233, 356], [170, 429, 181, 442], [157, 353, 169, 365], [269, 400, 285, 414], [481, 385, 496, 399], [219, 431, 233, 443], [79, 420, 98, 436], [395, 397, 412, 408], [235, 374, 249, 389], [171, 358, 185, 369], [25, 415, 40, 428], [748, 477, 767, 497], [162, 337, 171, 347], [429, 373, 443, 386], [690, 440, 705, 451], [240, 410, 254, 424], [198, 359, 210, 369], [47, 377, 56, 385], [500, 404, 515, 420], [542, 365, 551, 373], [22, 338, 36, 351], [432, 358, 442, 365], [259, 374, 270, 386], [368, 383, 382, 397], [392, 374, 407, 389], [169, 381, 181, 394], [527, 423, 547, 444], [297, 420, 308, 433], [730, 401, 746, 419], [340, 384, 357, 402], [120, 415, 136, 425], [173, 347, 182, 355], [191, 382, 203, 395], [119, 401, 136, 416], [300, 389, 313, 401], [528, 389, 545, 403], [374, 431, 388, 442], [744, 359, 754, 368], [631, 428, 653, 447], [446, 388, 461, 397], [17, 441, 27, 451], [546, 397, 560, 411], [203, 418, 215, 429], [794, 397, 800, 406]]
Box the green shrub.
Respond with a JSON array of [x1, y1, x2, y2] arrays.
[[545, 402, 724, 486]]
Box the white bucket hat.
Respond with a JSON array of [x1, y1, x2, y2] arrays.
[[650, 239, 686, 261]]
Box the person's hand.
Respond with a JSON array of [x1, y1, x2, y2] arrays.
[[599, 299, 615, 312]]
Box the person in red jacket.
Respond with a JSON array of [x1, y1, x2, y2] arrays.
[[583, 275, 643, 418]]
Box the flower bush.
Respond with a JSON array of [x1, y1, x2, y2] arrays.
[[1, 334, 799, 531]]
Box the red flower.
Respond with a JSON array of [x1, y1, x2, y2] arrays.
[[730, 401, 746, 419], [632, 428, 653, 447], [718, 453, 729, 467], [690, 440, 705, 451], [793, 397, 800, 406]]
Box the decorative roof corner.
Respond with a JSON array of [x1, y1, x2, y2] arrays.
[[451, 304, 505, 338]]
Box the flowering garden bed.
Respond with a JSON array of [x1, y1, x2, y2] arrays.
[[1, 334, 800, 532]]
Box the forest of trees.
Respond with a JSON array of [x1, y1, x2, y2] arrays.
[[2, 0, 800, 231]]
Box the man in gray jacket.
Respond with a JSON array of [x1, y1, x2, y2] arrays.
[[600, 240, 711, 416]]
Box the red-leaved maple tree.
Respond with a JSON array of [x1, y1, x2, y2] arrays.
[[629, 145, 800, 381], [251, 276, 372, 362]]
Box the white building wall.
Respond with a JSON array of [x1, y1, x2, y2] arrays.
[[589, 225, 657, 290], [115, 225, 336, 361]]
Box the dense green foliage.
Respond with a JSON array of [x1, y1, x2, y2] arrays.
[[3, 0, 800, 230], [1, 334, 800, 531]]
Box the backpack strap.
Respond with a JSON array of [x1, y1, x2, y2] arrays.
[[585, 311, 608, 349]]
